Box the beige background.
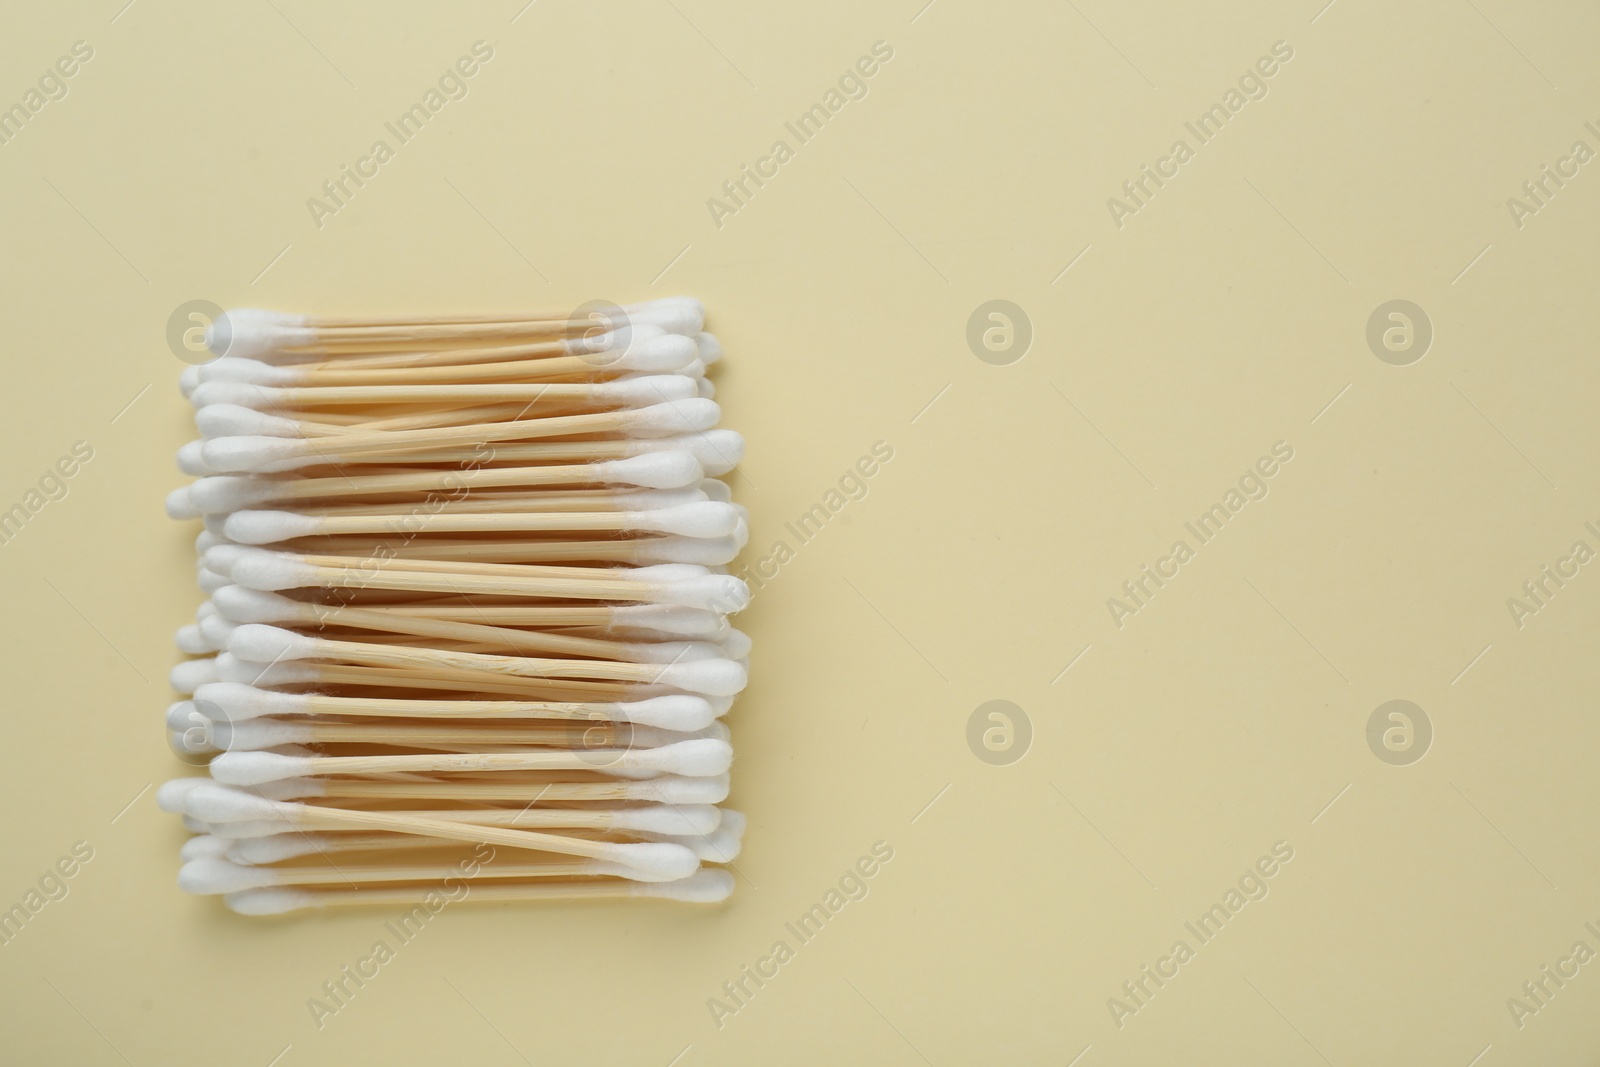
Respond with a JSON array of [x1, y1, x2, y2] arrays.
[[0, 0, 1597, 1063]]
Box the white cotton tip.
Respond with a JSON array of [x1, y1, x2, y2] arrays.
[[609, 604, 723, 638], [194, 816, 298, 838], [175, 624, 213, 655], [201, 543, 251, 575], [632, 501, 739, 538], [632, 774, 730, 805], [183, 783, 286, 821], [682, 827, 743, 863], [222, 548, 321, 591], [677, 429, 743, 475], [660, 574, 749, 612], [623, 399, 720, 438], [201, 435, 315, 474], [697, 378, 716, 400], [718, 808, 746, 840], [587, 332, 697, 373], [165, 700, 198, 732], [199, 567, 231, 593], [227, 624, 318, 664], [209, 719, 312, 751], [176, 440, 213, 475], [179, 858, 277, 895], [179, 365, 202, 398], [625, 640, 723, 664], [653, 659, 747, 697], [246, 779, 323, 801], [564, 321, 653, 357], [640, 868, 734, 904], [167, 711, 211, 749], [165, 486, 201, 521], [606, 841, 700, 881], [197, 614, 238, 648], [670, 358, 708, 381], [720, 628, 752, 660], [207, 310, 314, 360], [611, 804, 722, 836], [692, 721, 733, 744], [227, 833, 331, 865], [195, 404, 302, 440], [618, 563, 709, 582], [224, 887, 319, 915], [695, 332, 721, 365], [615, 694, 716, 731], [156, 777, 215, 813], [210, 585, 299, 625], [179, 835, 232, 862], [593, 451, 703, 490], [214, 654, 319, 686], [190, 382, 289, 411], [209, 751, 314, 787], [626, 297, 704, 336], [196, 530, 228, 553], [168, 727, 214, 757], [188, 476, 276, 514], [591, 374, 699, 407], [194, 682, 305, 721], [224, 510, 321, 545], [635, 534, 739, 566], [194, 358, 301, 387], [619, 738, 733, 778], [698, 478, 731, 502], [169, 657, 218, 694]]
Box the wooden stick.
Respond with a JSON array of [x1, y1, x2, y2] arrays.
[[256, 381, 653, 408], [291, 537, 669, 565], [284, 633, 682, 685], [317, 778, 656, 801], [260, 749, 641, 777], [237, 880, 664, 910], [245, 860, 621, 886], [291, 354, 633, 386], [285, 510, 679, 537], [286, 693, 636, 720], [265, 599, 639, 661], [275, 803, 654, 865], [274, 559, 674, 602], [292, 663, 638, 700], [291, 722, 640, 747]]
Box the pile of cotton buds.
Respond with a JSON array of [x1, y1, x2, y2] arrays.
[[158, 298, 747, 914]]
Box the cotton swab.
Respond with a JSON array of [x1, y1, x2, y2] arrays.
[[224, 869, 735, 915]]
